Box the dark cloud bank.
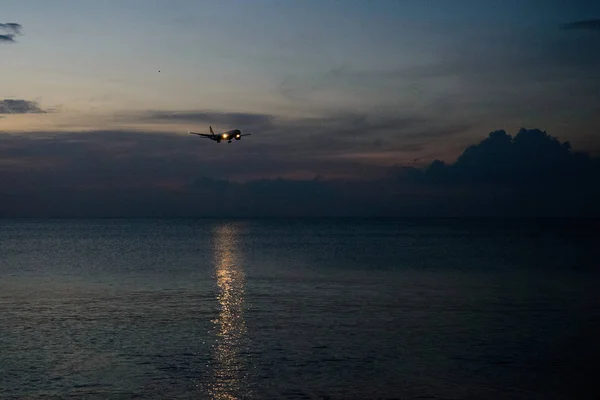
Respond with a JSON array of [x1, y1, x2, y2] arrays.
[[0, 127, 598, 218]]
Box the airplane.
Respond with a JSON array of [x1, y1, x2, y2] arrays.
[[189, 126, 251, 143]]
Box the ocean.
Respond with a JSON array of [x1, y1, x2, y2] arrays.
[[1, 218, 599, 399]]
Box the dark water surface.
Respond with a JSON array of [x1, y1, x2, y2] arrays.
[[1, 218, 599, 399]]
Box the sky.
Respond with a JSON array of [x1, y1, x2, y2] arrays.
[[1, 1, 600, 217]]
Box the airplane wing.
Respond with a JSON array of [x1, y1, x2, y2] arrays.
[[189, 131, 212, 138]]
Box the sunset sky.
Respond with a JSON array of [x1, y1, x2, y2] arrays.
[[1, 1, 599, 216]]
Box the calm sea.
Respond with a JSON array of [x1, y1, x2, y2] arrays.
[[1, 218, 599, 399]]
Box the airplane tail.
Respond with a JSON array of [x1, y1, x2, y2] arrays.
[[210, 126, 214, 134]]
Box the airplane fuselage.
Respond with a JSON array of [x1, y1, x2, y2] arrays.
[[189, 126, 251, 143]]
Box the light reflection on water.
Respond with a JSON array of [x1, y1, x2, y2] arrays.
[[208, 223, 250, 400]]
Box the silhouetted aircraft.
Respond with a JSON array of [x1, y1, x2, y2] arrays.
[[189, 126, 251, 143]]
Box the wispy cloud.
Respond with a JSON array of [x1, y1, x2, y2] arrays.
[[0, 99, 48, 114], [143, 110, 276, 129], [135, 108, 464, 139], [0, 22, 22, 43], [561, 19, 600, 31], [0, 23, 21, 33]]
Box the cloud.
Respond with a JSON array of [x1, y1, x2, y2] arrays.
[[0, 22, 22, 43], [388, 128, 600, 216], [561, 19, 600, 31], [0, 99, 49, 115], [403, 128, 599, 185]]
